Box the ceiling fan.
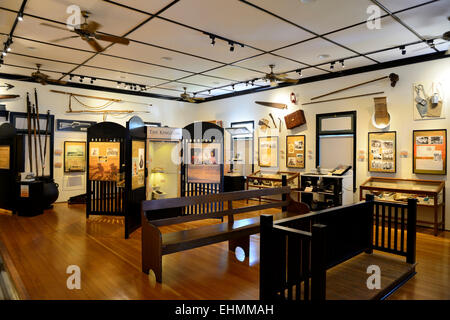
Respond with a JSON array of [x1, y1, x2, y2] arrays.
[[263, 64, 299, 87], [180, 87, 205, 103], [25, 64, 67, 85], [40, 10, 130, 52]]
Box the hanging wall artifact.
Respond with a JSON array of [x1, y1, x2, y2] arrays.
[[284, 109, 306, 129], [372, 97, 391, 129]]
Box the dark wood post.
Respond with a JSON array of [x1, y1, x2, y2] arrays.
[[281, 175, 287, 212], [365, 194, 374, 254], [406, 198, 417, 264], [260, 214, 274, 300], [311, 223, 327, 300]]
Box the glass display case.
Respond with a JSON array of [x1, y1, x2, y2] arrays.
[[360, 177, 445, 236], [246, 170, 299, 202]]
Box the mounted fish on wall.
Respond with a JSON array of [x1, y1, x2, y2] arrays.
[[413, 82, 446, 120]]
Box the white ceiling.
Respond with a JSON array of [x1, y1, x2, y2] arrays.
[[0, 0, 449, 102]]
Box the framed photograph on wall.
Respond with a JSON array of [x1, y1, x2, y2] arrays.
[[64, 141, 86, 173], [88, 141, 120, 181], [258, 136, 278, 167], [368, 131, 396, 173], [286, 135, 305, 169], [413, 129, 447, 175]]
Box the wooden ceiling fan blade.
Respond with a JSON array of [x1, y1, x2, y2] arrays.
[[86, 21, 101, 33], [50, 35, 79, 43], [40, 22, 69, 32], [85, 38, 104, 52], [95, 33, 130, 45], [47, 79, 67, 85], [280, 78, 299, 83]]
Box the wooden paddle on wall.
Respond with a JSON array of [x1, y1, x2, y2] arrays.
[[0, 94, 20, 99]]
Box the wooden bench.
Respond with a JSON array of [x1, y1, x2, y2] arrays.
[[260, 194, 417, 300], [141, 186, 310, 283]]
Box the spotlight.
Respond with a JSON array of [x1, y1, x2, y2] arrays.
[[90, 78, 95, 84], [399, 46, 406, 55], [426, 39, 435, 48], [116, 82, 121, 88], [210, 35, 216, 46], [7, 47, 11, 52], [79, 76, 84, 83], [297, 69, 302, 77], [2, 51, 6, 57], [229, 41, 235, 52], [330, 62, 335, 70], [18, 12, 23, 21], [69, 74, 73, 81], [208, 90, 211, 94], [251, 80, 255, 86], [232, 84, 235, 90], [340, 60, 345, 68]]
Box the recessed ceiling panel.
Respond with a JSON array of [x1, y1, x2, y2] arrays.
[[8, 37, 93, 64], [203, 66, 264, 81], [86, 54, 192, 80], [0, 1, 22, 10], [0, 63, 63, 79], [111, 0, 176, 14], [232, 54, 307, 73], [285, 67, 328, 80], [245, 0, 375, 35], [3, 53, 75, 73], [0, 10, 17, 34], [103, 41, 222, 73], [179, 75, 233, 87], [315, 56, 376, 72], [158, 82, 212, 93], [273, 38, 355, 66], [160, 0, 314, 51], [24, 0, 148, 36], [396, 1, 450, 39], [327, 16, 422, 53], [128, 18, 261, 64], [376, 0, 433, 13], [73, 66, 168, 87]]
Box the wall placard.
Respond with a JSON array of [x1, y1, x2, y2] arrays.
[[258, 136, 278, 167], [368, 131, 396, 173], [286, 135, 305, 169], [64, 141, 86, 173], [88, 141, 120, 181], [0, 145, 10, 169], [413, 129, 447, 175], [131, 140, 145, 190]]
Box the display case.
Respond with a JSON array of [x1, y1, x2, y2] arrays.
[[246, 170, 299, 202], [360, 177, 445, 236]]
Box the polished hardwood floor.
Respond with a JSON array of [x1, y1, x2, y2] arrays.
[[0, 202, 448, 300]]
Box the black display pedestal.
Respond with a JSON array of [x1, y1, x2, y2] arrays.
[[15, 181, 44, 217]]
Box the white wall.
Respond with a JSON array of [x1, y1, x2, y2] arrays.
[[196, 58, 450, 230], [0, 80, 200, 202]]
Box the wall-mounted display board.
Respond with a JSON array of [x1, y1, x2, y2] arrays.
[[368, 131, 396, 173], [182, 121, 224, 215], [286, 135, 305, 169], [0, 145, 10, 169], [413, 129, 447, 175], [88, 141, 120, 181], [413, 83, 445, 120], [131, 140, 145, 190], [259, 136, 278, 167], [64, 141, 86, 172]]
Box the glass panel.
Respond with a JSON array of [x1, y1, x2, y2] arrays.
[[362, 179, 441, 192]]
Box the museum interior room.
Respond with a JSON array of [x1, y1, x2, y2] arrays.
[[0, 0, 449, 302]]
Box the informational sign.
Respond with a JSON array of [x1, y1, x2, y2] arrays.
[[259, 136, 278, 167], [368, 131, 396, 173], [413, 129, 447, 175], [132, 140, 145, 190], [64, 141, 86, 172], [147, 127, 182, 141], [286, 135, 305, 169], [0, 145, 10, 169], [20, 184, 29, 198], [88, 142, 120, 181]]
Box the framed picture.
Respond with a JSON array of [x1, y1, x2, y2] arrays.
[[286, 135, 305, 169], [413, 129, 447, 175], [88, 141, 120, 181], [131, 140, 145, 190], [259, 136, 278, 167], [187, 142, 221, 184], [368, 131, 396, 173], [0, 145, 10, 170], [57, 119, 96, 132], [64, 141, 86, 173]]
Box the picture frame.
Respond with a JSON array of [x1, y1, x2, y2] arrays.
[[258, 136, 278, 168], [286, 135, 305, 169], [368, 131, 396, 173], [413, 129, 447, 175], [64, 141, 86, 173]]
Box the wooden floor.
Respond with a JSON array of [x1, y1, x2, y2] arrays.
[[0, 202, 449, 300]]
